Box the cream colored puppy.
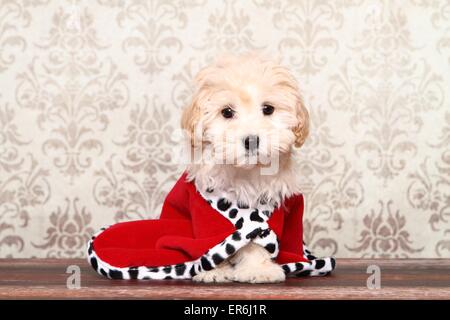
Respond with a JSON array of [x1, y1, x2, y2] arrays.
[[181, 53, 309, 283]]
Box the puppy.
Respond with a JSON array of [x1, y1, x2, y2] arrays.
[[180, 53, 309, 283]]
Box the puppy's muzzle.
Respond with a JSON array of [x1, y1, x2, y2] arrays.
[[243, 135, 259, 152]]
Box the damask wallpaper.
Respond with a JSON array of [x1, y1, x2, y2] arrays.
[[0, 0, 448, 259]]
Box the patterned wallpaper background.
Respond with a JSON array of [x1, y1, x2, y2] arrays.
[[0, 0, 449, 259]]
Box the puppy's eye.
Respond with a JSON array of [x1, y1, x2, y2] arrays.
[[221, 106, 235, 119], [262, 104, 275, 116]]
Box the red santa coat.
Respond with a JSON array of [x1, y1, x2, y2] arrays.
[[87, 173, 335, 280]]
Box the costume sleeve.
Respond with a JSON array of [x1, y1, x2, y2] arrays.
[[277, 194, 336, 276], [156, 173, 235, 260], [159, 173, 192, 220], [276, 194, 308, 264]]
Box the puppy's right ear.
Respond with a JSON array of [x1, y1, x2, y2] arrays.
[[181, 94, 202, 148], [181, 64, 216, 147]]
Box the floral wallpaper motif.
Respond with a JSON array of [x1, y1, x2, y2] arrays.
[[0, 0, 448, 258]]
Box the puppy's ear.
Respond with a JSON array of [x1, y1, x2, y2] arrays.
[[181, 94, 202, 148], [181, 65, 216, 147], [293, 96, 310, 148]]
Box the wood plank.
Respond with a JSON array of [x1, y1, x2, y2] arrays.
[[0, 259, 449, 300]]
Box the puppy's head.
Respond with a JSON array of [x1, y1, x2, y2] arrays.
[[181, 53, 309, 169]]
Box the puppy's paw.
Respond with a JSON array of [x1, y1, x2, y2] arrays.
[[192, 269, 233, 283], [232, 263, 286, 284]]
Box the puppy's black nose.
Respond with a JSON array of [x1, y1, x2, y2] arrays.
[[243, 135, 259, 151]]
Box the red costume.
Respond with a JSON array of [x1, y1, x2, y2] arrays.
[[87, 173, 335, 280]]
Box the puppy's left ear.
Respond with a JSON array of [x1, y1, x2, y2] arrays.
[[293, 96, 310, 148]]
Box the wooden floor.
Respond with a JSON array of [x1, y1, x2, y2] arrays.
[[0, 259, 449, 299]]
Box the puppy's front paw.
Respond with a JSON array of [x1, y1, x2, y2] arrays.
[[232, 263, 286, 284], [192, 268, 233, 283]]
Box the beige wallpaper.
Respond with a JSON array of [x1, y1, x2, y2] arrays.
[[0, 0, 449, 259]]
